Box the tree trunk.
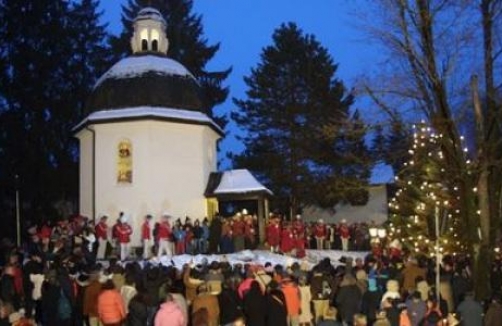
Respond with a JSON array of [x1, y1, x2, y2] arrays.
[[471, 75, 492, 299]]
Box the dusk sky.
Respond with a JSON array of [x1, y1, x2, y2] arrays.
[[99, 0, 393, 183]]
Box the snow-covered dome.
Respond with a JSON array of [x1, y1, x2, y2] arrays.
[[86, 54, 204, 112], [134, 7, 166, 25]]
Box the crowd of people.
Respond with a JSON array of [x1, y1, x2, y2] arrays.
[[0, 213, 501, 325]]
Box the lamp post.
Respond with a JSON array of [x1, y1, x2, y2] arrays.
[[434, 204, 441, 301], [377, 228, 387, 249], [369, 226, 386, 254]]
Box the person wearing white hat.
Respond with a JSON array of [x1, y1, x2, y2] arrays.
[[314, 219, 327, 250], [340, 219, 351, 251], [116, 213, 133, 261]]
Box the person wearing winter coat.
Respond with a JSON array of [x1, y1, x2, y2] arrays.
[[120, 274, 137, 314], [116, 217, 133, 261], [336, 273, 362, 325], [381, 279, 401, 307], [83, 272, 102, 326], [456, 292, 483, 326], [310, 268, 333, 324], [97, 280, 126, 326], [208, 215, 222, 254], [191, 284, 220, 326], [243, 281, 267, 326], [484, 293, 502, 326], [361, 273, 382, 325], [298, 275, 313, 326], [154, 293, 187, 326], [183, 266, 204, 305], [401, 258, 426, 295], [141, 214, 153, 259], [266, 218, 281, 253], [405, 292, 426, 326], [0, 265, 21, 310], [281, 277, 301, 326], [126, 292, 149, 326], [265, 283, 288, 326], [218, 277, 243, 325]]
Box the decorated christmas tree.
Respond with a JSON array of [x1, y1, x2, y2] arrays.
[[387, 122, 469, 257]]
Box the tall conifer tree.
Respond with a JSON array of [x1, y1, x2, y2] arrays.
[[0, 0, 111, 226], [232, 23, 371, 214]]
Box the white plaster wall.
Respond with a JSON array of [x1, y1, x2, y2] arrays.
[[76, 129, 94, 219], [77, 120, 219, 245], [302, 185, 389, 224]]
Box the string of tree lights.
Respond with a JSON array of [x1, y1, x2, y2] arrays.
[[387, 122, 477, 257]]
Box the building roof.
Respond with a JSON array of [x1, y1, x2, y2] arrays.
[[86, 54, 204, 113], [73, 106, 224, 136], [205, 169, 273, 197], [134, 7, 166, 25]]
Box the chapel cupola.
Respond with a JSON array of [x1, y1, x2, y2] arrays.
[[130, 7, 169, 54]]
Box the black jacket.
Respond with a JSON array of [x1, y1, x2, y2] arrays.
[[218, 288, 243, 324], [243, 282, 266, 326], [127, 295, 149, 326], [265, 290, 288, 326]]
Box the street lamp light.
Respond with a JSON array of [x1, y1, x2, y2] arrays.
[[377, 228, 387, 239], [369, 227, 378, 238]]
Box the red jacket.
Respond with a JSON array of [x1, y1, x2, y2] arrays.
[[232, 220, 245, 236], [266, 223, 281, 246], [314, 224, 326, 238], [339, 225, 350, 239], [157, 221, 172, 240], [116, 223, 132, 243], [97, 289, 126, 324], [95, 221, 108, 240], [280, 229, 294, 253], [292, 220, 304, 236], [244, 223, 255, 240], [141, 221, 151, 240]]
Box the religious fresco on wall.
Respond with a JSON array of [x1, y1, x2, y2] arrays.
[[117, 140, 132, 183]]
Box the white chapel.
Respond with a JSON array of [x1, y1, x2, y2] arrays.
[[74, 8, 271, 244]]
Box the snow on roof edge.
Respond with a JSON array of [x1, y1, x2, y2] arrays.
[[73, 106, 224, 135], [94, 55, 194, 89], [213, 169, 273, 195]]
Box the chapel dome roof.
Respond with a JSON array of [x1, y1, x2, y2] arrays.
[[86, 54, 204, 112], [135, 7, 166, 25]]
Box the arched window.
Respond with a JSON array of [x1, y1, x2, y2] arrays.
[[140, 29, 149, 51], [151, 29, 160, 51], [117, 140, 133, 183], [141, 39, 148, 51]]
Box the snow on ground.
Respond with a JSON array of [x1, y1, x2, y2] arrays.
[[156, 250, 369, 270]]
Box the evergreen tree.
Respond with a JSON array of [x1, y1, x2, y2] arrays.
[[110, 0, 231, 127], [370, 119, 412, 175], [387, 123, 467, 255], [0, 0, 111, 229], [232, 22, 371, 214]]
